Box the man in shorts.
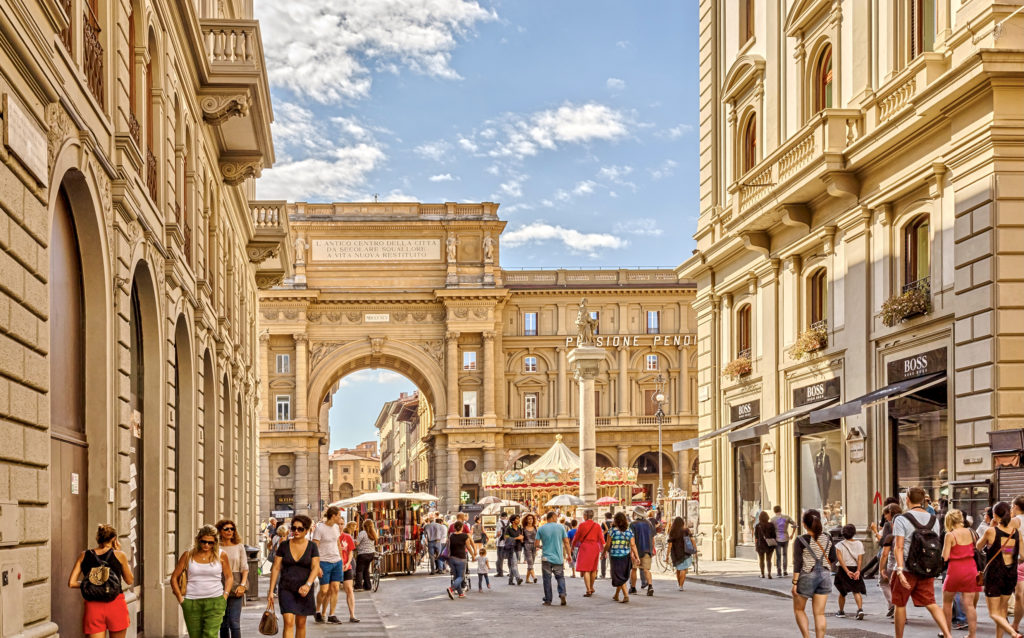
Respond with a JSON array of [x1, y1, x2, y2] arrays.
[[312, 507, 344, 624], [892, 487, 952, 638]]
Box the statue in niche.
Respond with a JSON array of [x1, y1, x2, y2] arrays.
[[294, 236, 307, 265], [575, 297, 598, 346], [446, 233, 458, 263], [483, 233, 495, 263]]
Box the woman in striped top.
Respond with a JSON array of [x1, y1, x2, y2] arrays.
[[791, 510, 837, 638]]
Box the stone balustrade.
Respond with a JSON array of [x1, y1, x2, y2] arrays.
[[200, 19, 258, 68]]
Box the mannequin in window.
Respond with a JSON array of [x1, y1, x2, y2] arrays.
[[814, 443, 832, 507]]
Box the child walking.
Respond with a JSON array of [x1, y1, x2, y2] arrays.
[[834, 524, 866, 620], [477, 548, 491, 590]]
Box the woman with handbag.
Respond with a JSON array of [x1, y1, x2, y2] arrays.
[[791, 510, 836, 638], [940, 509, 981, 638], [572, 510, 604, 597], [171, 525, 234, 638], [267, 515, 320, 638], [216, 519, 248, 638], [602, 511, 640, 603], [68, 524, 134, 638], [754, 510, 777, 579], [976, 501, 1023, 638], [667, 517, 694, 591]]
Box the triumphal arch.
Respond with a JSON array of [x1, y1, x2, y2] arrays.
[[257, 201, 698, 515]]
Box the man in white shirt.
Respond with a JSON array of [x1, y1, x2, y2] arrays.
[[423, 518, 447, 574], [312, 507, 344, 624], [495, 512, 509, 578], [892, 487, 952, 638]]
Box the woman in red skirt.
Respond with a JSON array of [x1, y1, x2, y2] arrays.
[[941, 509, 982, 637], [68, 524, 134, 638], [571, 509, 605, 597]]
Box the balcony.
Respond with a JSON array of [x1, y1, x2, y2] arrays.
[[511, 419, 550, 429], [457, 418, 485, 428], [178, 6, 275, 185], [268, 420, 296, 432], [248, 201, 292, 289], [726, 108, 863, 232], [83, 11, 103, 106]]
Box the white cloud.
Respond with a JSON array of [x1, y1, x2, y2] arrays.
[[614, 218, 663, 236], [497, 179, 524, 198], [649, 159, 679, 180], [429, 173, 456, 182], [255, 0, 497, 103], [471, 102, 630, 160], [599, 165, 633, 181], [667, 123, 695, 139], [616, 40, 630, 49], [485, 165, 500, 176], [606, 77, 626, 91], [457, 137, 479, 153], [502, 222, 627, 256], [414, 140, 452, 161], [336, 369, 409, 389], [572, 180, 597, 196]]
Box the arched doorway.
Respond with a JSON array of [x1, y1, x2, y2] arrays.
[[49, 186, 87, 634], [173, 316, 195, 548], [633, 451, 675, 505], [202, 351, 216, 521]]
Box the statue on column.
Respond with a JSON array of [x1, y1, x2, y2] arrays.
[[575, 297, 598, 346], [482, 233, 495, 263], [446, 233, 458, 263], [294, 236, 307, 264]]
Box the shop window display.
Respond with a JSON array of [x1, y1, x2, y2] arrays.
[[735, 442, 766, 546], [799, 429, 843, 526], [891, 380, 948, 502]]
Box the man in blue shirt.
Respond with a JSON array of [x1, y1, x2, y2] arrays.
[[629, 508, 655, 596], [536, 511, 571, 606]]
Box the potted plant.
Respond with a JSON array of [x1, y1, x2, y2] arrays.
[[789, 326, 828, 359], [881, 281, 931, 327], [722, 356, 752, 379]]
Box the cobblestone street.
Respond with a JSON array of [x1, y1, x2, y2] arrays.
[[239, 553, 993, 637]]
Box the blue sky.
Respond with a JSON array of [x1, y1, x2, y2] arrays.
[[252, 0, 699, 448]]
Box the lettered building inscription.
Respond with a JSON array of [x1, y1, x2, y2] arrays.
[[312, 238, 441, 261]]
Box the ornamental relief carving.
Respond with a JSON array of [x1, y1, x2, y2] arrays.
[[247, 245, 279, 264], [419, 340, 444, 365], [201, 94, 250, 126], [472, 307, 488, 319], [45, 102, 74, 170], [220, 159, 263, 185], [310, 341, 349, 368]]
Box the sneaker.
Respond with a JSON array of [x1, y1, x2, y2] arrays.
[[326, 616, 341, 624], [349, 618, 360, 623], [542, 600, 552, 606], [458, 592, 465, 598], [315, 613, 324, 624], [517, 578, 524, 585], [856, 609, 864, 621], [678, 586, 685, 591], [647, 586, 654, 596], [629, 586, 637, 594], [447, 587, 455, 600], [559, 595, 567, 606], [953, 622, 969, 630], [835, 610, 846, 618], [886, 606, 895, 619]]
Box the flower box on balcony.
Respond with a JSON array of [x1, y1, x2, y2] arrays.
[[881, 278, 931, 327], [790, 324, 828, 360], [723, 356, 752, 380]]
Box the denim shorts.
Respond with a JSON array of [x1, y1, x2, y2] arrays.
[[319, 560, 345, 584], [796, 568, 832, 597]]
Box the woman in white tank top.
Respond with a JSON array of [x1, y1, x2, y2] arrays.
[[171, 524, 234, 638]]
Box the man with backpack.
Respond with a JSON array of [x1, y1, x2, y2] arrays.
[[769, 505, 798, 577], [495, 512, 509, 578], [892, 486, 953, 638]]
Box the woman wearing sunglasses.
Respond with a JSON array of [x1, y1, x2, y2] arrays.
[[216, 520, 247, 638], [268, 515, 320, 638], [171, 525, 234, 638]]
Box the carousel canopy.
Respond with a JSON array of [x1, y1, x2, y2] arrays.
[[481, 434, 637, 491], [522, 434, 580, 473]]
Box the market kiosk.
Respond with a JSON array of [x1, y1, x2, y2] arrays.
[[331, 491, 437, 575]]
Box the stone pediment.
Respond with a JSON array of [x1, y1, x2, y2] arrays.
[[784, 0, 831, 37], [513, 377, 545, 390]]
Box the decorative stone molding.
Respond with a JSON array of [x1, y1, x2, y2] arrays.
[[45, 101, 74, 170], [779, 204, 811, 233], [255, 271, 284, 288], [246, 245, 278, 264], [741, 231, 771, 256], [220, 158, 262, 185], [201, 94, 250, 125]]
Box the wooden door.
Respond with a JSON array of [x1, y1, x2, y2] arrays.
[[644, 390, 657, 416], [49, 189, 88, 637]]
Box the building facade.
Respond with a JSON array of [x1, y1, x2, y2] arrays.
[[327, 442, 380, 504], [374, 392, 430, 492], [678, 0, 1024, 560], [257, 202, 698, 515], [0, 0, 286, 635]]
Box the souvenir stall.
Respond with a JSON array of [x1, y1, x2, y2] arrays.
[[480, 435, 638, 512], [330, 491, 437, 575]]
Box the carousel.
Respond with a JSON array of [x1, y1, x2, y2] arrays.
[[481, 435, 638, 511]]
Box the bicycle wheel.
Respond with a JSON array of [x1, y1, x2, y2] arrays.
[[371, 557, 382, 592]]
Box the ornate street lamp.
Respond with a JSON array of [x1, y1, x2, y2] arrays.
[[653, 374, 667, 508]]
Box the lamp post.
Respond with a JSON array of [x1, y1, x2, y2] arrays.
[[653, 374, 667, 509]]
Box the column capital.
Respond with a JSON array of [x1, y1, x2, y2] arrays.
[[259, 331, 270, 343], [293, 333, 308, 343], [446, 331, 461, 341], [483, 331, 495, 341]]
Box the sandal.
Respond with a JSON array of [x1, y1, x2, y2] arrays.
[[621, 596, 630, 603]]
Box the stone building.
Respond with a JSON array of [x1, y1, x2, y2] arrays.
[[374, 392, 429, 492], [327, 442, 380, 504], [0, 0, 285, 635], [258, 202, 698, 514], [677, 0, 1024, 560]]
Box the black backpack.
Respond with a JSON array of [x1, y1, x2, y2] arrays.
[[81, 550, 122, 602], [903, 512, 943, 578]]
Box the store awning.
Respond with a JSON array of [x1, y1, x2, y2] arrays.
[[673, 415, 758, 451], [728, 396, 840, 444], [809, 372, 945, 423]]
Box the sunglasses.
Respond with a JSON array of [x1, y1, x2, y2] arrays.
[[199, 539, 215, 546], [291, 526, 305, 532], [222, 527, 235, 532]]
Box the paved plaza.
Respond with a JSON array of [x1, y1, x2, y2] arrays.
[[238, 552, 992, 637]]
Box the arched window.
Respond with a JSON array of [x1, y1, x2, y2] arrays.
[[736, 304, 752, 358], [904, 215, 930, 286], [910, 0, 935, 59], [814, 46, 833, 112], [809, 269, 827, 326], [740, 115, 757, 174], [741, 0, 755, 44]]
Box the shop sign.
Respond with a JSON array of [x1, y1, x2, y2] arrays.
[[887, 347, 947, 383], [761, 444, 775, 472], [793, 377, 841, 407], [848, 439, 866, 463], [730, 399, 760, 423]]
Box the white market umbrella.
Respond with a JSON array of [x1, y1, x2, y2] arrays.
[[545, 494, 586, 507], [478, 495, 503, 505]]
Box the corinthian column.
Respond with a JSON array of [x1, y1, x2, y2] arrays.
[[446, 331, 460, 421], [617, 346, 629, 416], [556, 347, 568, 418], [569, 346, 604, 504], [294, 334, 308, 423], [483, 331, 496, 418]]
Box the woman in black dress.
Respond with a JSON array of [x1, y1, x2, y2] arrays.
[[753, 510, 777, 578], [268, 515, 321, 638], [977, 501, 1022, 638]]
